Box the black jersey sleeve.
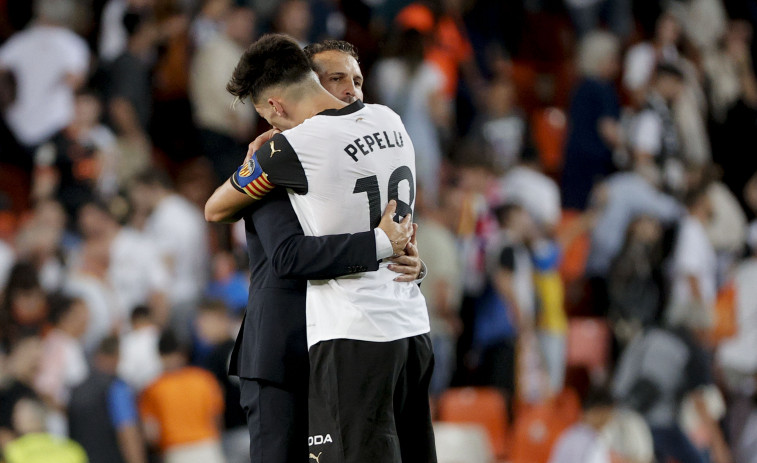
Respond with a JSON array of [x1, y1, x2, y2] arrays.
[[256, 133, 308, 194]]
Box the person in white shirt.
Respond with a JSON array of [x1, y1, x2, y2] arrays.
[[34, 294, 89, 409], [77, 199, 170, 325], [549, 389, 616, 463], [190, 5, 257, 183], [666, 186, 717, 330], [117, 306, 162, 392], [0, 0, 89, 150], [129, 170, 210, 341]]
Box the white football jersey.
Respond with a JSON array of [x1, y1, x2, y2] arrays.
[[257, 101, 430, 348]]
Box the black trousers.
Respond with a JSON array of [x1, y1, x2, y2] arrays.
[[308, 334, 437, 463], [239, 378, 308, 463]]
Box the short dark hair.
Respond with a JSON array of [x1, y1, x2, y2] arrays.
[[48, 293, 77, 326], [132, 169, 173, 190], [582, 386, 616, 410], [130, 305, 151, 324], [303, 40, 359, 69], [198, 299, 228, 315], [493, 202, 523, 227], [227, 33, 313, 104], [655, 62, 684, 81], [158, 329, 183, 356], [97, 335, 120, 356]]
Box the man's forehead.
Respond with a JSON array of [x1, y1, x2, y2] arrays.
[[312, 50, 361, 75]]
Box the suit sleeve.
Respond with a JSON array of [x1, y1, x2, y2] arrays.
[[252, 189, 379, 279]]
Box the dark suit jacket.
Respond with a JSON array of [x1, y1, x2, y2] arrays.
[[229, 188, 379, 386]]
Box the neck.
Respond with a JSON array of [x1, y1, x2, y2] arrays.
[[290, 86, 347, 126]]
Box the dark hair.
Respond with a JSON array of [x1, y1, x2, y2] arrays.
[[48, 293, 77, 326], [582, 386, 616, 410], [198, 299, 228, 315], [226, 33, 313, 104], [683, 184, 710, 209], [158, 330, 183, 355], [304, 40, 359, 69], [493, 203, 523, 227], [122, 11, 145, 37], [655, 62, 685, 80], [97, 335, 120, 356], [131, 169, 173, 190], [130, 305, 151, 323]]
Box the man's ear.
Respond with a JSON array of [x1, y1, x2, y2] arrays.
[[268, 98, 285, 118]]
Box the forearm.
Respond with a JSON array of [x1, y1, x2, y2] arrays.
[[118, 424, 147, 463], [205, 179, 256, 223]]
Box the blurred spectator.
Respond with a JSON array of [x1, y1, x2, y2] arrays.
[[468, 78, 528, 173], [106, 9, 155, 183], [629, 63, 688, 195], [32, 89, 120, 220], [665, 186, 717, 330], [0, 0, 89, 158], [498, 150, 561, 234], [68, 335, 147, 463], [717, 223, 757, 392], [272, 0, 311, 48], [99, 0, 155, 62], [190, 5, 256, 183], [118, 306, 162, 392], [139, 330, 225, 463], [1, 397, 87, 463], [548, 388, 616, 463], [33, 293, 89, 411], [14, 199, 69, 291], [704, 20, 757, 122], [0, 334, 43, 447], [705, 178, 747, 279], [77, 199, 170, 324], [195, 300, 247, 463], [0, 262, 48, 348], [561, 31, 622, 210], [64, 237, 121, 353], [472, 203, 535, 394], [623, 12, 682, 106], [189, 0, 231, 48], [607, 216, 665, 344], [373, 27, 450, 204], [416, 191, 463, 399], [128, 170, 209, 342], [532, 238, 568, 394], [205, 252, 248, 317], [613, 325, 730, 463], [602, 408, 655, 463], [564, 0, 632, 40], [586, 166, 681, 315]]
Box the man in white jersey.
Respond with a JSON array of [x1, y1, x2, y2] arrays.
[[205, 34, 436, 462]]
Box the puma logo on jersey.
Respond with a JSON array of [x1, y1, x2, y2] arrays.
[[269, 140, 282, 157], [309, 452, 322, 463], [355, 117, 364, 123], [309, 434, 333, 446]]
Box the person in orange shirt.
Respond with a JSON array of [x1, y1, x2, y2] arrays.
[[139, 330, 225, 463]]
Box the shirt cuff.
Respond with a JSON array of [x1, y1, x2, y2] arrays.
[[374, 228, 394, 260], [413, 260, 428, 285]]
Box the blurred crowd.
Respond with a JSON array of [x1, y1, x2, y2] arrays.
[[1, 0, 757, 462]]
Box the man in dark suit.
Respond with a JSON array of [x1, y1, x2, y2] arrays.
[[215, 40, 424, 463]]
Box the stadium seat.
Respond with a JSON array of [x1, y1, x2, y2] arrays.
[[437, 387, 509, 459], [531, 107, 567, 176], [557, 211, 590, 285], [566, 317, 610, 373], [511, 397, 576, 463]]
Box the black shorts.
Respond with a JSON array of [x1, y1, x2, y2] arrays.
[[308, 334, 437, 463]]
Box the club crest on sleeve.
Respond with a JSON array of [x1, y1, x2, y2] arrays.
[[239, 159, 255, 177]]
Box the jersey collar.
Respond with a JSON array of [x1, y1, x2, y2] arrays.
[[317, 100, 364, 117]]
